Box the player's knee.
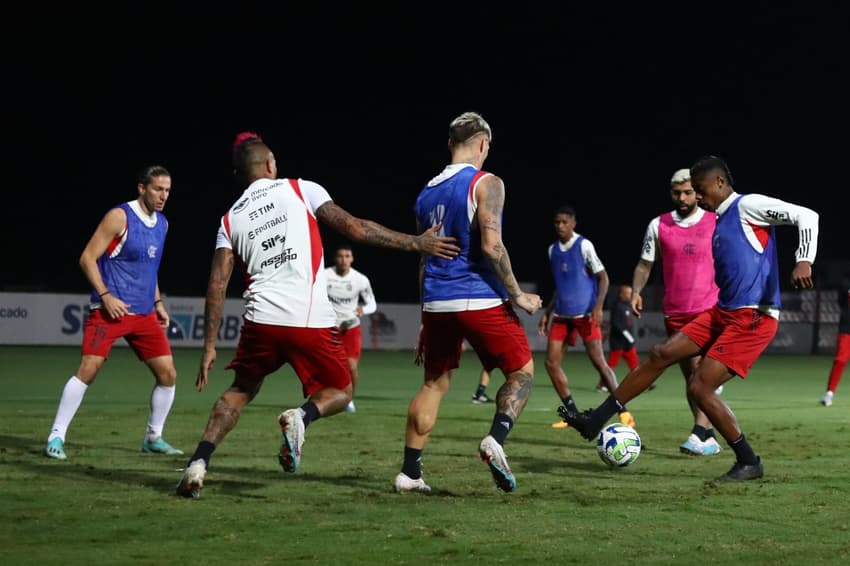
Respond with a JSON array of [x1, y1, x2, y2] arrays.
[[685, 375, 714, 401], [649, 342, 676, 365], [155, 366, 177, 386], [512, 370, 533, 390], [341, 386, 353, 405]]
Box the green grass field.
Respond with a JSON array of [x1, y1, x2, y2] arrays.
[[1, 346, 848, 565]]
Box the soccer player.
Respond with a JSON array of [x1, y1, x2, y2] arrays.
[[325, 244, 377, 413], [605, 284, 640, 377], [819, 273, 850, 407], [176, 132, 459, 498], [561, 155, 819, 481], [394, 111, 543, 494], [537, 205, 634, 429], [471, 368, 494, 404], [630, 168, 724, 456], [44, 165, 183, 460]]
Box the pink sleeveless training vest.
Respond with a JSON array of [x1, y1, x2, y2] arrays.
[[658, 211, 719, 315]]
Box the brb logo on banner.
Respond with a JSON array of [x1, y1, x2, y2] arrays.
[[169, 313, 242, 342], [61, 303, 243, 343]]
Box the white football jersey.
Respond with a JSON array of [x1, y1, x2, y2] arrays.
[[215, 177, 336, 327], [325, 267, 377, 328]]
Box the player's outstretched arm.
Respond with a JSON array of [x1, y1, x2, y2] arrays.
[[316, 201, 459, 258]]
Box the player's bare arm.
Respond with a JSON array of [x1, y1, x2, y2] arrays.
[[538, 295, 556, 335], [630, 259, 653, 317], [476, 176, 542, 315], [592, 270, 609, 324], [197, 247, 234, 391], [154, 284, 169, 328], [316, 201, 459, 258], [80, 207, 131, 319]]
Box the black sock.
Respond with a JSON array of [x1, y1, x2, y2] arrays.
[[401, 446, 423, 479], [189, 440, 215, 469], [562, 395, 578, 412], [300, 401, 321, 428], [475, 384, 486, 397], [692, 425, 708, 442], [705, 428, 716, 440], [593, 396, 621, 430], [488, 412, 514, 445], [730, 434, 758, 465]]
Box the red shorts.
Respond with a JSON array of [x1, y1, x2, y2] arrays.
[[664, 312, 701, 336], [420, 303, 532, 376], [680, 305, 778, 378], [607, 347, 639, 370], [549, 316, 602, 346], [81, 309, 171, 361], [340, 325, 362, 360], [226, 319, 351, 397]]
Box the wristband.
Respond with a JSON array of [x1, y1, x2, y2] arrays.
[[154, 299, 163, 305], [99, 290, 111, 298]]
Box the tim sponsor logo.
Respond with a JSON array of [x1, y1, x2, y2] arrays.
[[248, 202, 275, 222]]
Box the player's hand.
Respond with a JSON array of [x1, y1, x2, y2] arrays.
[[415, 223, 460, 259], [791, 261, 814, 289], [155, 301, 169, 328], [591, 306, 603, 326], [537, 312, 550, 336], [630, 294, 643, 318], [196, 349, 216, 392], [514, 292, 543, 316], [100, 293, 130, 320]]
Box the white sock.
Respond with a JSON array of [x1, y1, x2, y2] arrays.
[[145, 384, 176, 441], [48, 376, 88, 442], [607, 367, 619, 387]]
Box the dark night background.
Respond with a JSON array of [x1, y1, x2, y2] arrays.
[[5, 6, 848, 304]]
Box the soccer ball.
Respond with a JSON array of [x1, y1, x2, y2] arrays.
[[597, 423, 641, 468]]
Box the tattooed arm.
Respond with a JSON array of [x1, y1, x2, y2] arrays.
[[196, 246, 235, 392], [475, 175, 542, 315], [316, 201, 459, 259]]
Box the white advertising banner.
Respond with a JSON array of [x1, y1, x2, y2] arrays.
[[0, 292, 248, 348], [362, 306, 668, 353], [0, 292, 817, 354]]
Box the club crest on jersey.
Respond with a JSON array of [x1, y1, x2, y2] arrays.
[[147, 245, 158, 259], [233, 196, 250, 214]]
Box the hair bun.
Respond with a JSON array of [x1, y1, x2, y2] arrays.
[[233, 131, 263, 149]]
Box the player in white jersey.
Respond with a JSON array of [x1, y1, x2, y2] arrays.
[[177, 132, 459, 498], [325, 244, 377, 413]]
